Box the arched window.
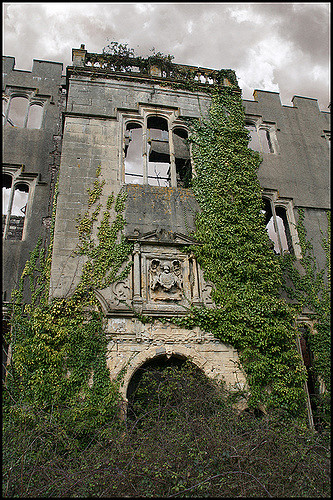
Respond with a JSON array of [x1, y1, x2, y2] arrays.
[[26, 103, 44, 129], [147, 116, 170, 186], [262, 197, 293, 254], [2, 174, 29, 240], [4, 92, 46, 129], [8, 96, 29, 128], [122, 110, 192, 188], [246, 121, 274, 153], [173, 127, 191, 188], [124, 122, 143, 184]]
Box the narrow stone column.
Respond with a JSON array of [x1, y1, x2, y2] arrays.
[[132, 242, 143, 312], [189, 253, 201, 304]]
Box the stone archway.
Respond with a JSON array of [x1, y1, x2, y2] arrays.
[[118, 344, 220, 402]]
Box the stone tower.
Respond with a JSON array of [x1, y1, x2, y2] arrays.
[[49, 46, 248, 401]]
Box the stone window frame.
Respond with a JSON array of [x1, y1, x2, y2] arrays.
[[2, 165, 37, 241], [2, 88, 47, 129], [245, 115, 279, 154], [118, 105, 193, 188], [262, 189, 301, 259]]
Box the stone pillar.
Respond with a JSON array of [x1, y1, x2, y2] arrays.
[[189, 253, 201, 305], [132, 242, 143, 312]]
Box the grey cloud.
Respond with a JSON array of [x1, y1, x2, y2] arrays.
[[3, 2, 330, 110]]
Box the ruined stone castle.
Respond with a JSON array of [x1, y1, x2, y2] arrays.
[[2, 45, 330, 416]]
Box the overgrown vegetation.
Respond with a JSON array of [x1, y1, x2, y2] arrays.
[[2, 43, 330, 497], [3, 169, 131, 451], [281, 209, 331, 426], [3, 363, 330, 497], [169, 86, 309, 418]]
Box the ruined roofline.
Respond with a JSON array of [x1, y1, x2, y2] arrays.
[[71, 45, 239, 90]]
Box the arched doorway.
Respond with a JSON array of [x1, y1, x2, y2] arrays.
[[126, 354, 214, 422]]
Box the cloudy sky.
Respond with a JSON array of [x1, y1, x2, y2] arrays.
[[3, 2, 330, 110]]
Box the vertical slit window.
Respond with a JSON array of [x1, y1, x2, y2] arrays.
[[147, 116, 170, 186], [262, 198, 293, 255], [124, 123, 144, 184], [2, 174, 12, 236], [173, 128, 191, 188]]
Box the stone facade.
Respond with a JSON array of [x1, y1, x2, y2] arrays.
[[2, 46, 330, 401]]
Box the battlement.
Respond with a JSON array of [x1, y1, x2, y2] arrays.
[[2, 55, 63, 78]]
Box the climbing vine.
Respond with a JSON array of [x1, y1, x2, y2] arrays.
[[4, 46, 330, 428], [167, 85, 310, 418], [281, 209, 331, 424], [4, 169, 132, 437]]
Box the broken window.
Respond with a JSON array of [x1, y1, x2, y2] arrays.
[[173, 128, 191, 188], [2, 174, 12, 236], [2, 173, 29, 240], [246, 122, 274, 153], [147, 116, 171, 186], [262, 197, 293, 254], [124, 123, 144, 184], [123, 112, 192, 188]]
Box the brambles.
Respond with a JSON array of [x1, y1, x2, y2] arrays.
[[3, 363, 330, 497]]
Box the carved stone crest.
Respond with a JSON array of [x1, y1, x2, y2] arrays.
[[149, 259, 183, 301]]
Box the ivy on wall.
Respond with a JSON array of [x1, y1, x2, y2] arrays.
[[168, 85, 309, 418], [280, 209, 331, 424], [3, 48, 330, 426], [4, 170, 132, 433]]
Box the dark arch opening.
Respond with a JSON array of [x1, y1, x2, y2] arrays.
[[126, 354, 204, 422], [127, 354, 186, 402]]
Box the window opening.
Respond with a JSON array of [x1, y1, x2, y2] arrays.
[[26, 104, 43, 129], [298, 324, 322, 430], [246, 122, 274, 153], [173, 128, 191, 188], [124, 123, 144, 184], [2, 98, 9, 125], [262, 198, 293, 254], [4, 182, 29, 240], [2, 174, 12, 235], [8, 96, 29, 128], [147, 116, 170, 186]]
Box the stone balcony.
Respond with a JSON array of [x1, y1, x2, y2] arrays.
[[71, 44, 239, 91]]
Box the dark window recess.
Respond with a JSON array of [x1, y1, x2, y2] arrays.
[[298, 325, 322, 430], [173, 128, 191, 188], [262, 198, 293, 254], [147, 116, 170, 186]]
